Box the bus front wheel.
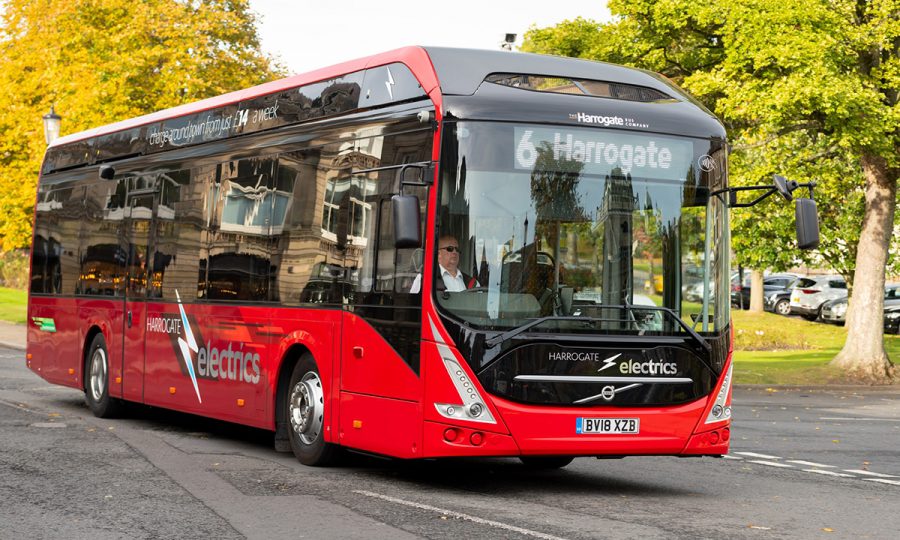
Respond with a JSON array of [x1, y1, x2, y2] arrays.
[[286, 355, 339, 466], [84, 333, 122, 418]]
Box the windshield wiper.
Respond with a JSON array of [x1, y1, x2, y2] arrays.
[[630, 305, 712, 353], [485, 316, 601, 349], [483, 306, 711, 353]]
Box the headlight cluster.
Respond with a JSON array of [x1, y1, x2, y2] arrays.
[[887, 312, 900, 320]]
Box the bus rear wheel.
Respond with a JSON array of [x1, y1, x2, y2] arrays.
[[519, 456, 574, 469], [84, 333, 122, 418], [286, 355, 339, 466]]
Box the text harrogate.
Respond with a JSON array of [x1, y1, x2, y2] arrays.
[[548, 351, 603, 362], [515, 129, 674, 174], [574, 113, 624, 126]]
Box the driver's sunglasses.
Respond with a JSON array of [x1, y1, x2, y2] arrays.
[[439, 246, 460, 253]]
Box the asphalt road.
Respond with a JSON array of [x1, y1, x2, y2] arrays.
[[1, 346, 898, 540]]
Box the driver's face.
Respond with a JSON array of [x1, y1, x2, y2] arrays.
[[438, 238, 460, 274]]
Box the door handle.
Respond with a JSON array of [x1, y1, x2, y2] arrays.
[[127, 310, 133, 328]]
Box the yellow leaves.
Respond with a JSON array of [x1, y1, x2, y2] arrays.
[[0, 0, 283, 250]]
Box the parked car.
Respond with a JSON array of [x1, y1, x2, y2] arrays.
[[884, 285, 900, 334], [732, 273, 800, 310], [765, 281, 803, 316], [790, 275, 847, 321], [886, 305, 900, 334], [819, 296, 848, 325], [821, 284, 900, 325]]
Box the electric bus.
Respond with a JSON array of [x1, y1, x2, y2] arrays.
[[26, 47, 817, 467]]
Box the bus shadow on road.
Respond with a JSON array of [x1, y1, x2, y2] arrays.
[[343, 453, 694, 497]]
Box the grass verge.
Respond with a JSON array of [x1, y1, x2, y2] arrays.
[[0, 287, 27, 325], [732, 309, 899, 385]]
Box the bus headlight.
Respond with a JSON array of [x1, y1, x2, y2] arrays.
[[430, 316, 496, 425], [705, 364, 733, 424]]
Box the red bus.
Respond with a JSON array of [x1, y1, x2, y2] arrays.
[[26, 47, 817, 467]]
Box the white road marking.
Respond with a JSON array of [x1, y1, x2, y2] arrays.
[[864, 478, 900, 486], [819, 417, 900, 422], [844, 470, 899, 478], [735, 452, 782, 460], [803, 469, 856, 478], [786, 460, 834, 468], [722, 455, 742, 460], [747, 460, 794, 469], [353, 490, 569, 540]]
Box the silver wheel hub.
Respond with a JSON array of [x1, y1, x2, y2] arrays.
[[289, 372, 324, 445], [89, 347, 107, 402]]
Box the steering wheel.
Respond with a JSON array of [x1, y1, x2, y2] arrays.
[[464, 286, 489, 294]]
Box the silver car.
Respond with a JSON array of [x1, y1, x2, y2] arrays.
[[790, 275, 847, 321], [822, 284, 900, 325]]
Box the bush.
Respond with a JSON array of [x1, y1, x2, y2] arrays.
[[0, 249, 29, 290]]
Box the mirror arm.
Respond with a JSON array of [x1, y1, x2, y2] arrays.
[[394, 161, 436, 195], [712, 181, 817, 209]]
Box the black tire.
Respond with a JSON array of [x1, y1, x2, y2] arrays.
[[774, 299, 791, 316], [519, 456, 574, 470], [285, 355, 339, 466], [84, 333, 122, 418], [801, 312, 818, 321]]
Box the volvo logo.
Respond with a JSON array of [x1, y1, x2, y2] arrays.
[[600, 385, 616, 401]]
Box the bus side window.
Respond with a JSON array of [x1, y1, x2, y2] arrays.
[[269, 149, 346, 306], [205, 158, 275, 302]]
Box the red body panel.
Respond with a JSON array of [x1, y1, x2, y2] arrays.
[[489, 395, 706, 456], [339, 392, 421, 458], [340, 313, 421, 402]]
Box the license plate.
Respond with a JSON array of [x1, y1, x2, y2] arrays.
[[577, 417, 640, 434]]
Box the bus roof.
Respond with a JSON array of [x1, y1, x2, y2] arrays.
[[43, 47, 712, 174], [51, 46, 440, 148]]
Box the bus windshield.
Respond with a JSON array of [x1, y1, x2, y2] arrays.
[[434, 121, 730, 336]]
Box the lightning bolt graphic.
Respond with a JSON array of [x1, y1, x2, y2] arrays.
[[597, 353, 622, 372], [385, 67, 395, 100], [175, 289, 202, 403]]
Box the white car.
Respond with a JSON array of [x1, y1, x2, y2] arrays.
[[790, 275, 847, 321]]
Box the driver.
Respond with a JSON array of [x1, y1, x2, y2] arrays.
[[410, 235, 479, 293]]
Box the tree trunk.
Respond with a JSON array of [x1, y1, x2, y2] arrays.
[[749, 269, 765, 312], [830, 153, 897, 383]]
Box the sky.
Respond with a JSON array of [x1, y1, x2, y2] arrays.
[[249, 0, 611, 75]]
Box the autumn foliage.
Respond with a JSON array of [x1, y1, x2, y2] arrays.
[[0, 0, 284, 251]]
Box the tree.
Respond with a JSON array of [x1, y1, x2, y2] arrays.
[[523, 0, 899, 382], [0, 0, 283, 251]]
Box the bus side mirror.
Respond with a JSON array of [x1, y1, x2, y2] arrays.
[[392, 194, 421, 248], [795, 197, 819, 250]]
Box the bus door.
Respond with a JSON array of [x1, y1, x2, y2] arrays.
[[121, 182, 158, 402]]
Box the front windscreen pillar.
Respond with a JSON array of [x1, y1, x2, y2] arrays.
[[600, 174, 633, 329]]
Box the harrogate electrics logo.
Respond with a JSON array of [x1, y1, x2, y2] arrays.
[[175, 290, 203, 403], [153, 291, 264, 404]]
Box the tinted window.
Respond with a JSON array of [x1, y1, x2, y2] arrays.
[[796, 278, 816, 288], [31, 177, 84, 295], [829, 280, 847, 289], [149, 170, 203, 300], [205, 158, 275, 301], [269, 145, 350, 305], [80, 180, 127, 296]]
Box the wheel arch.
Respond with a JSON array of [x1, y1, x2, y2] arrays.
[[273, 343, 313, 450], [81, 325, 104, 391]]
